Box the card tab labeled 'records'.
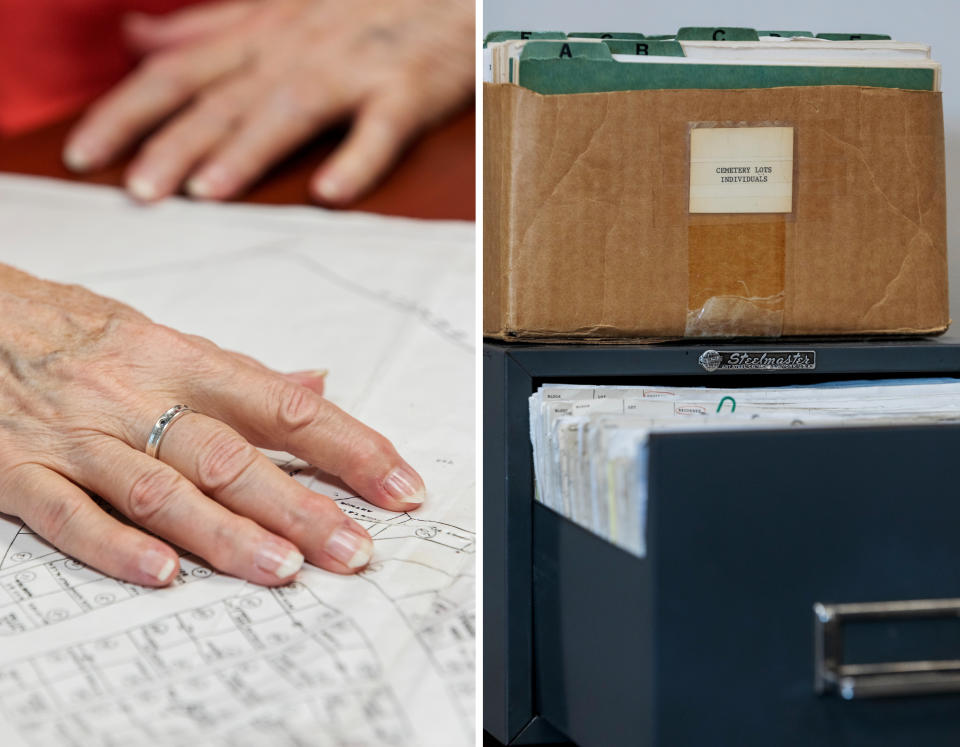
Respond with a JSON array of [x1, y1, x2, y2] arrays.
[[689, 126, 794, 213]]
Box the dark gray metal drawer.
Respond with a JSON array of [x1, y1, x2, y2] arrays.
[[533, 425, 960, 747]]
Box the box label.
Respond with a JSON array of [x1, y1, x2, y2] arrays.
[[698, 349, 816, 372], [689, 126, 794, 213]]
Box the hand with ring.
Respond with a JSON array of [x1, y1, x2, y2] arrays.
[[0, 264, 426, 586]]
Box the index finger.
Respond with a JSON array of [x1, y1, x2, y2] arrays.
[[63, 43, 249, 175], [197, 371, 426, 511]]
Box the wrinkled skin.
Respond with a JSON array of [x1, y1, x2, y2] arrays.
[[0, 265, 426, 586], [63, 0, 474, 204]]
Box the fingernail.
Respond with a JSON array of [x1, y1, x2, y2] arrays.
[[185, 177, 213, 198], [315, 175, 344, 202], [325, 523, 373, 569], [127, 176, 158, 202], [255, 540, 304, 579], [186, 163, 230, 199], [383, 465, 425, 505], [290, 368, 328, 379], [141, 549, 177, 583], [63, 144, 93, 173]]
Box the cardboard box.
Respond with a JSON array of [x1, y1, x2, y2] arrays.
[[483, 83, 949, 340]]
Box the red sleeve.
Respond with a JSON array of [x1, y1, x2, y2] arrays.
[[0, 0, 206, 135]]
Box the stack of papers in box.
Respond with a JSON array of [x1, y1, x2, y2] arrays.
[[530, 380, 960, 556], [484, 28, 941, 93]]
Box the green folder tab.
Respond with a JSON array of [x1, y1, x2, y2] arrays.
[[816, 33, 892, 40], [516, 40, 935, 94], [645, 34, 677, 40], [484, 30, 566, 45], [759, 30, 815, 38], [520, 41, 610, 61], [676, 27, 760, 41], [571, 32, 646, 39], [602, 39, 684, 56]]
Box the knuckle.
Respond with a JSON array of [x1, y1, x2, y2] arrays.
[[140, 54, 192, 96], [342, 429, 395, 476], [96, 314, 146, 346], [37, 494, 85, 548], [196, 88, 244, 118], [176, 332, 220, 361], [0, 460, 24, 501], [145, 323, 189, 349], [207, 515, 255, 571], [195, 430, 257, 494], [95, 318, 175, 364], [138, 133, 180, 162], [271, 78, 337, 124], [128, 466, 181, 523], [375, 91, 420, 134], [284, 492, 326, 535], [273, 80, 313, 111], [272, 382, 321, 435], [146, 327, 220, 372]]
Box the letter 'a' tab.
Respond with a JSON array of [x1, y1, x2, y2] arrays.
[[519, 41, 615, 62], [677, 27, 760, 41]]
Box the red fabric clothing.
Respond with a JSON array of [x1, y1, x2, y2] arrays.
[[0, 0, 205, 135]]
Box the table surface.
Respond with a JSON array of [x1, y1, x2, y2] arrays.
[[0, 107, 475, 220]]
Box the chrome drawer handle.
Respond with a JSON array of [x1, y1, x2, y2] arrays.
[[814, 599, 960, 699]]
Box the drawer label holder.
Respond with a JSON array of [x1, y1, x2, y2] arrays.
[[698, 349, 816, 372]]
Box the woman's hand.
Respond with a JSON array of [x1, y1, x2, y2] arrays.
[[62, 0, 474, 204], [0, 265, 426, 586]]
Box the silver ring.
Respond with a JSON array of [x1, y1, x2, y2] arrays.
[[145, 405, 196, 459]]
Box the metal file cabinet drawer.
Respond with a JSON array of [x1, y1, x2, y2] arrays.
[[532, 425, 960, 747], [483, 338, 960, 746]]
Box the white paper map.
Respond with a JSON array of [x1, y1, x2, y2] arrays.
[[0, 174, 475, 747]]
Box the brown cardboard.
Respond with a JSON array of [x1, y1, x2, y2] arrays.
[[483, 83, 950, 340]]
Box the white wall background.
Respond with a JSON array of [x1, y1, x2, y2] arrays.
[[484, 1, 960, 318]]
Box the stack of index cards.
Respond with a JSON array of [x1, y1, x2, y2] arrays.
[[530, 380, 960, 556], [484, 28, 941, 92]]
